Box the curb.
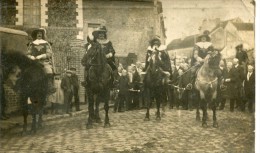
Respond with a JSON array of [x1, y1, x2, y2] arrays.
[[0, 104, 114, 132]]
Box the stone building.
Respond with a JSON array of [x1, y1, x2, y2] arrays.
[[0, 0, 166, 108], [167, 18, 254, 62]]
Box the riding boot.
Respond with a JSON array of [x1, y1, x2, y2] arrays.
[[47, 74, 56, 95]]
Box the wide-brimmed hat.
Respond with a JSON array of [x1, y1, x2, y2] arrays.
[[149, 35, 161, 46], [197, 30, 211, 42], [31, 28, 46, 40], [92, 26, 107, 37], [235, 43, 243, 50]]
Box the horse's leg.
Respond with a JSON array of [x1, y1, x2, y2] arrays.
[[144, 88, 150, 121], [212, 91, 218, 128], [95, 95, 102, 123], [201, 99, 208, 128], [22, 107, 28, 135], [86, 91, 94, 129], [104, 89, 111, 128], [155, 96, 161, 121], [31, 109, 37, 133], [195, 90, 201, 121], [38, 104, 44, 129]]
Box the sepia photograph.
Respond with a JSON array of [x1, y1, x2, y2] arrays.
[[0, 0, 256, 152]]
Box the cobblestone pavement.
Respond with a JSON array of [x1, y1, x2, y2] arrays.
[[0, 107, 255, 153]]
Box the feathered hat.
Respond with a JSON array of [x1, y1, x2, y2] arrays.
[[197, 30, 211, 42], [31, 28, 46, 40]]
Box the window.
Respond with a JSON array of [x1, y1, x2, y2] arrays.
[[23, 0, 41, 26]]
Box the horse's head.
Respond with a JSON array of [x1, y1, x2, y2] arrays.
[[204, 51, 221, 69]]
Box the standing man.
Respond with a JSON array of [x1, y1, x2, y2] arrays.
[[61, 70, 73, 114], [70, 67, 80, 111], [243, 64, 255, 113], [27, 28, 55, 94], [235, 44, 248, 75]]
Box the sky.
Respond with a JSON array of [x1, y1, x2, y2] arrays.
[[161, 0, 255, 44]]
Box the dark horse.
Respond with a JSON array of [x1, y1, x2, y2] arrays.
[[195, 52, 221, 128], [82, 43, 112, 128], [1, 52, 48, 134], [143, 50, 170, 121]]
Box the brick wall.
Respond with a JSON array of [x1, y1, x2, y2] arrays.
[[0, 0, 16, 25], [4, 81, 21, 114]]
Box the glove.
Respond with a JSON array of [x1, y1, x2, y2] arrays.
[[106, 53, 113, 58], [29, 55, 36, 60], [36, 54, 47, 60]]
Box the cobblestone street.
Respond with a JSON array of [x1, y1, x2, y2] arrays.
[[0, 107, 255, 153]]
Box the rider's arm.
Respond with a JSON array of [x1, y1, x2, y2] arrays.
[[194, 50, 203, 63], [27, 43, 36, 60], [36, 43, 53, 60]]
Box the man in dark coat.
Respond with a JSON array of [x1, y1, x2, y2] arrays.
[[235, 44, 248, 75], [61, 70, 73, 114], [223, 59, 244, 112], [70, 67, 80, 111], [81, 26, 117, 87], [243, 64, 255, 113]]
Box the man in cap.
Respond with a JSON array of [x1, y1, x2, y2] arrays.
[[243, 64, 255, 113], [235, 44, 248, 75], [61, 70, 73, 114], [69, 67, 80, 111], [27, 28, 55, 94]]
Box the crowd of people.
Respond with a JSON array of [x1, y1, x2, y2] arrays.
[[0, 26, 255, 121]]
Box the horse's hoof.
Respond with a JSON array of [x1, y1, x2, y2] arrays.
[[96, 118, 102, 124], [144, 117, 150, 121], [86, 123, 93, 129], [104, 123, 111, 128], [156, 116, 161, 121], [196, 116, 201, 121], [202, 123, 208, 128], [213, 122, 218, 128]]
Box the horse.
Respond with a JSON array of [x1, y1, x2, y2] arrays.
[[1, 52, 48, 134], [143, 50, 170, 121], [195, 51, 221, 128], [82, 42, 112, 129]]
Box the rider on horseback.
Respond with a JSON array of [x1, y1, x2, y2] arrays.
[[144, 36, 172, 82], [81, 26, 117, 87], [189, 30, 222, 88], [27, 28, 56, 94]]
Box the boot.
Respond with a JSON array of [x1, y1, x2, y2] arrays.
[[47, 74, 56, 95]]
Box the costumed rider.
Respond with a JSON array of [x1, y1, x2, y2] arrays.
[[27, 28, 56, 94], [144, 36, 172, 84], [189, 30, 222, 88], [81, 26, 117, 86]]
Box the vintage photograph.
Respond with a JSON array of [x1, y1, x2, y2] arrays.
[[0, 0, 256, 152]]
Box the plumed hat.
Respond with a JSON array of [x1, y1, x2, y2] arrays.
[[31, 28, 46, 40], [149, 35, 161, 46], [92, 26, 107, 37], [197, 30, 211, 42]]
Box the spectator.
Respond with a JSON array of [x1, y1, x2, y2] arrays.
[[130, 65, 141, 110], [61, 70, 73, 114], [49, 73, 64, 114], [70, 67, 81, 111], [235, 44, 248, 75], [223, 60, 243, 112], [116, 70, 130, 112], [217, 60, 228, 110], [243, 64, 255, 113]]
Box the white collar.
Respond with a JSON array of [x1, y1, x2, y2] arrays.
[[147, 45, 167, 51], [97, 39, 109, 44], [195, 42, 212, 49], [32, 39, 48, 45]]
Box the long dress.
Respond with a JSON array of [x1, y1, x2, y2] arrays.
[[48, 79, 64, 104]]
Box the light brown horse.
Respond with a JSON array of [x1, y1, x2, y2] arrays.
[[195, 52, 221, 128]]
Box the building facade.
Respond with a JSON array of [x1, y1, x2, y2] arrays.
[[0, 0, 166, 112]]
